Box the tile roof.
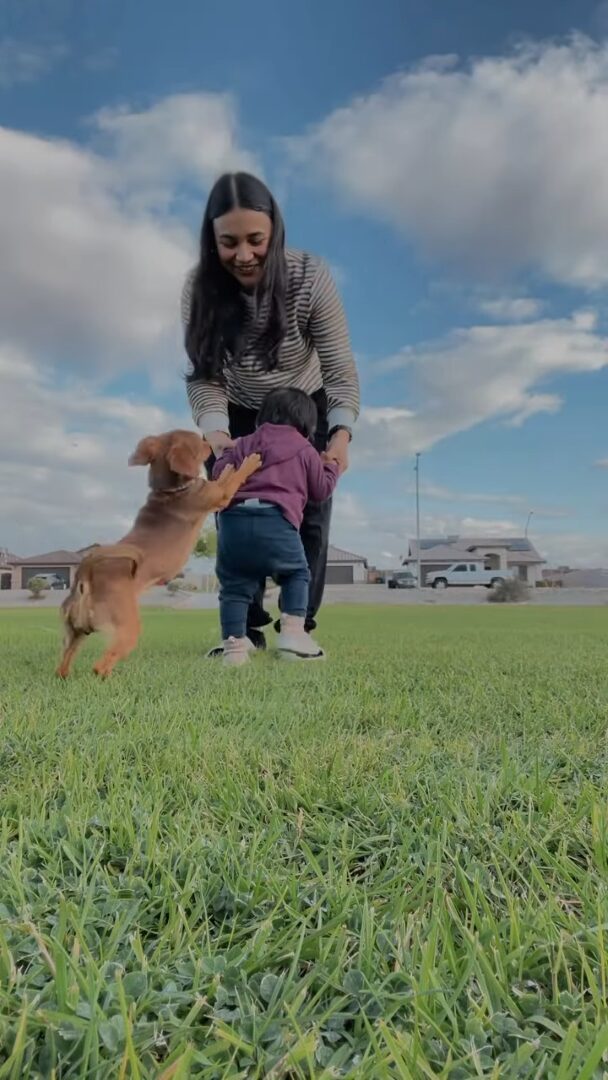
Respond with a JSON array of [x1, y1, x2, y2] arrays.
[[327, 544, 368, 564], [14, 549, 83, 566]]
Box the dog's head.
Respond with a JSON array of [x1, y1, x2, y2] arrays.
[[129, 430, 213, 486]]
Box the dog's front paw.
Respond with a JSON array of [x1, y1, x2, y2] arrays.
[[242, 453, 262, 476], [217, 463, 235, 481]]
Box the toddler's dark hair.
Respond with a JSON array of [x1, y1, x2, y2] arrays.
[[256, 387, 318, 439]]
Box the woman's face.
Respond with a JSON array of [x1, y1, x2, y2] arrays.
[[213, 207, 272, 288]]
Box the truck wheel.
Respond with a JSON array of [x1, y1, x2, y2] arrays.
[[490, 577, 504, 588], [433, 578, 448, 590]]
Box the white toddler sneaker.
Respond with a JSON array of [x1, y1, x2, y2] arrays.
[[222, 636, 253, 667], [277, 615, 325, 661]]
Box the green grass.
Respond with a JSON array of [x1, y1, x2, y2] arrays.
[[1, 605, 608, 1078]]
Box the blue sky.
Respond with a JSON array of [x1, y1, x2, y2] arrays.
[[2, 0, 608, 565]]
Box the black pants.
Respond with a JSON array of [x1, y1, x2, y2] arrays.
[[215, 389, 332, 633]]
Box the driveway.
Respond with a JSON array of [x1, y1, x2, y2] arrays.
[[322, 585, 608, 606], [2, 585, 608, 609], [0, 588, 219, 610]]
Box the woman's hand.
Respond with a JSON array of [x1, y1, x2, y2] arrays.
[[205, 430, 235, 456], [324, 429, 350, 474]]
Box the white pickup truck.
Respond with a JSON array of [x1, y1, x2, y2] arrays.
[[426, 563, 514, 589]]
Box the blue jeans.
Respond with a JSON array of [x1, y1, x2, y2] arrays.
[[217, 504, 310, 640]]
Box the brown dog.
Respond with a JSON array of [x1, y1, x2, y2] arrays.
[[57, 430, 261, 678]]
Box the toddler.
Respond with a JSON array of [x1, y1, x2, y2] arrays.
[[212, 388, 342, 665]]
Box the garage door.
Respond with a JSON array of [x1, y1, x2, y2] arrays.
[[21, 566, 70, 588], [325, 564, 354, 585], [420, 562, 447, 586]]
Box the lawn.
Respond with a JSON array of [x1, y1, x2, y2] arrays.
[[1, 604, 608, 1078]]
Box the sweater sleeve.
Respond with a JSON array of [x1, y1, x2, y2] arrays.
[[308, 260, 360, 431], [182, 270, 231, 436], [303, 445, 340, 503]]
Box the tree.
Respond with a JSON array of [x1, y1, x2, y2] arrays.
[[28, 576, 47, 600], [193, 525, 217, 559]]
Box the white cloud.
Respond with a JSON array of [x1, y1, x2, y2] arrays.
[[0, 125, 190, 371], [331, 490, 537, 567], [404, 481, 570, 519], [478, 297, 543, 321], [0, 346, 184, 555], [595, 458, 608, 467], [538, 531, 608, 569], [288, 37, 608, 286], [353, 310, 608, 462], [352, 407, 417, 462], [0, 93, 255, 375], [459, 516, 518, 534], [330, 492, 408, 567], [0, 92, 257, 554], [0, 37, 67, 87], [331, 488, 608, 570], [94, 93, 259, 210]]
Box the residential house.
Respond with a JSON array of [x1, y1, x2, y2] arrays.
[[0, 548, 88, 590], [0, 550, 21, 591], [543, 567, 608, 588], [403, 535, 545, 586], [325, 544, 368, 585], [2, 542, 375, 590]]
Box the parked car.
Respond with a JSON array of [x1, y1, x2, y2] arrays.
[[30, 573, 68, 590], [388, 571, 417, 590], [426, 563, 513, 589]]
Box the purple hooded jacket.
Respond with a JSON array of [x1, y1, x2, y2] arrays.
[[212, 423, 339, 530]]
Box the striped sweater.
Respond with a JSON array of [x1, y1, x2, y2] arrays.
[[182, 248, 360, 436]]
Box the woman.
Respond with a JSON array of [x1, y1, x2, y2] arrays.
[[182, 172, 359, 654]]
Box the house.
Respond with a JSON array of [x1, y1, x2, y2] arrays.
[[0, 550, 21, 591], [403, 535, 545, 586], [325, 544, 368, 585], [543, 567, 608, 588], [0, 548, 86, 590]]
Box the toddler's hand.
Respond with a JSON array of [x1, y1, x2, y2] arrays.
[[322, 449, 348, 475]]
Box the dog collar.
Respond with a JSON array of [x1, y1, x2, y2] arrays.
[[155, 478, 199, 496]]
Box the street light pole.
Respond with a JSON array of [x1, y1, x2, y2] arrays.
[[525, 510, 534, 539], [415, 452, 421, 587]]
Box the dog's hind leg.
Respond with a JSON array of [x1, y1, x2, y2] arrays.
[[93, 605, 141, 678], [56, 624, 87, 678]]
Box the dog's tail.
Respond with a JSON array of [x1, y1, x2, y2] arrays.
[[62, 544, 142, 633]]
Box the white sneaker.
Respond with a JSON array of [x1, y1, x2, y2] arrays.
[[222, 637, 253, 667], [206, 632, 264, 659], [277, 615, 325, 661]]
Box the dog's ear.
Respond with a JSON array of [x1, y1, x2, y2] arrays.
[[167, 434, 205, 479], [200, 439, 213, 463], [128, 436, 161, 466]]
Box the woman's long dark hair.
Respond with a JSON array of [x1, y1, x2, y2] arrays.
[[185, 172, 287, 382]]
